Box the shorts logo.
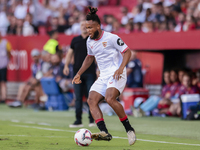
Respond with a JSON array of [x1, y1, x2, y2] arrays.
[[91, 46, 93, 49], [102, 42, 107, 47], [117, 38, 124, 46], [109, 81, 113, 84]]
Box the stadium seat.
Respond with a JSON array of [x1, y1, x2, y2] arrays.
[[40, 77, 68, 111]]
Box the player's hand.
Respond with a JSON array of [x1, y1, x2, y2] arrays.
[[113, 68, 123, 80], [63, 66, 69, 76], [72, 74, 82, 84]]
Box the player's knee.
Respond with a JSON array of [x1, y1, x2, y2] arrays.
[[87, 97, 94, 106], [105, 96, 115, 105]]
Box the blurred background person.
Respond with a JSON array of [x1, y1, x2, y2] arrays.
[[134, 70, 172, 115], [43, 30, 61, 54], [63, 20, 96, 128], [8, 49, 43, 108], [0, 32, 12, 104], [126, 50, 143, 88], [45, 51, 72, 93]]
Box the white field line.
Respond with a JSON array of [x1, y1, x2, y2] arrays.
[[11, 124, 200, 147]]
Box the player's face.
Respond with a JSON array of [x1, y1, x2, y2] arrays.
[[86, 20, 100, 39]]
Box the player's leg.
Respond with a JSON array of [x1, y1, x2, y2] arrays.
[[87, 91, 112, 141], [105, 87, 136, 145], [84, 73, 96, 126], [70, 82, 84, 127]]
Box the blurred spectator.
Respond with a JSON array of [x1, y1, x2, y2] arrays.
[[71, 0, 88, 12], [146, 8, 156, 22], [124, 22, 133, 34], [174, 12, 185, 32], [46, 51, 72, 93], [23, 13, 38, 36], [112, 19, 125, 33], [47, 15, 59, 32], [168, 73, 199, 116], [142, 21, 154, 33], [41, 50, 51, 76], [0, 32, 12, 104], [63, 20, 96, 127], [7, 15, 17, 35], [126, 50, 143, 88], [178, 69, 186, 83], [134, 4, 146, 23], [0, 5, 9, 35], [14, 0, 27, 19], [65, 15, 81, 35], [16, 19, 23, 36], [43, 30, 61, 54], [57, 17, 69, 33], [133, 22, 141, 32], [134, 70, 171, 115], [158, 69, 181, 114], [102, 14, 114, 32], [182, 15, 196, 31], [8, 49, 45, 107], [22, 13, 35, 36], [121, 6, 134, 26]]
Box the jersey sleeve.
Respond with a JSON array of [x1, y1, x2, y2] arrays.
[[86, 40, 94, 56], [112, 34, 129, 53]]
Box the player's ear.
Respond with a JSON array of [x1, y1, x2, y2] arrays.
[[97, 24, 100, 30]]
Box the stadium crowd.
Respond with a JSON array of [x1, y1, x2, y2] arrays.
[[1, 0, 200, 36], [134, 68, 200, 118]]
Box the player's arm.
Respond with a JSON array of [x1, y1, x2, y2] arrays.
[[113, 48, 131, 80], [63, 48, 73, 75], [72, 55, 95, 84]]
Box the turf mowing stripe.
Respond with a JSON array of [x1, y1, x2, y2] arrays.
[[11, 124, 200, 147]]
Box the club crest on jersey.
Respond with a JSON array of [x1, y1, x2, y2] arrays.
[[117, 38, 124, 46], [102, 42, 107, 47]]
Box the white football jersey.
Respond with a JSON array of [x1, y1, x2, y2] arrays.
[[87, 31, 129, 77]]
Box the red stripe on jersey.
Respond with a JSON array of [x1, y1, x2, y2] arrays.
[[121, 47, 129, 53]]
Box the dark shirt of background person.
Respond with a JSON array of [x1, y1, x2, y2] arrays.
[[126, 51, 143, 88]]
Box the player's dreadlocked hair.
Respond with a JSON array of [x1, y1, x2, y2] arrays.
[[86, 6, 101, 25]]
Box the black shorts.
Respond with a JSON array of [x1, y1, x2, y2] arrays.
[[0, 68, 7, 82]]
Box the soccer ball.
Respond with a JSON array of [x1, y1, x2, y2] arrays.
[[74, 128, 92, 146]]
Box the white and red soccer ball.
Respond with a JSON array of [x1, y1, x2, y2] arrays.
[[74, 128, 92, 146]]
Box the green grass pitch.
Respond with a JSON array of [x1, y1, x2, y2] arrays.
[[0, 105, 200, 150]]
